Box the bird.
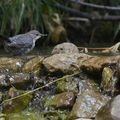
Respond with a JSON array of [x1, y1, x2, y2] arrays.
[[0, 30, 47, 55]]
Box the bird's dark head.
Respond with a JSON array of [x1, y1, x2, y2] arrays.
[[28, 30, 47, 42]]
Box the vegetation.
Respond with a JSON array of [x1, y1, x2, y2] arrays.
[[0, 0, 120, 44], [0, 0, 60, 35]]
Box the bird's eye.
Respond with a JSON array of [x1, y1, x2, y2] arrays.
[[36, 33, 39, 36]]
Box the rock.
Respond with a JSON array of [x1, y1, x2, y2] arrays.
[[101, 67, 118, 95], [3, 87, 33, 114], [116, 59, 120, 79], [0, 74, 7, 87], [22, 56, 44, 75], [52, 42, 79, 54], [69, 88, 109, 119], [0, 73, 32, 88], [6, 111, 44, 120], [43, 53, 88, 74], [81, 55, 120, 74], [45, 92, 75, 109], [8, 73, 31, 88], [0, 57, 23, 72], [56, 77, 79, 93], [95, 95, 120, 120], [56, 77, 98, 94], [42, 110, 67, 120]]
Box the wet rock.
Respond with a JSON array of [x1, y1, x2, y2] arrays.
[[3, 87, 32, 114], [0, 57, 23, 72], [52, 42, 79, 54], [69, 88, 109, 119], [22, 56, 44, 75], [43, 53, 88, 74], [77, 79, 101, 95], [0, 74, 7, 87], [56, 77, 79, 93], [8, 73, 31, 88], [56, 76, 98, 94], [95, 95, 120, 120], [0, 73, 31, 88], [45, 92, 75, 109]]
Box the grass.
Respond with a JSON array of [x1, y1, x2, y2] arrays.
[[0, 0, 58, 36]]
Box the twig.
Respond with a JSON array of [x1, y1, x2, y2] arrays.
[[63, 17, 89, 22], [70, 0, 120, 12], [0, 72, 80, 105]]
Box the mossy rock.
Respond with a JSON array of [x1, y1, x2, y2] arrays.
[[3, 88, 33, 114]]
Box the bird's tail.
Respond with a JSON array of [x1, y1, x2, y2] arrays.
[[0, 35, 11, 43]]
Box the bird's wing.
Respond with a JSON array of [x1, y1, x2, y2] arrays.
[[8, 34, 33, 48]]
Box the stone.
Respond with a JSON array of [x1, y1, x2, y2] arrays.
[[45, 92, 75, 109], [43, 53, 85, 74], [3, 87, 32, 114], [69, 88, 109, 119], [52, 42, 79, 54], [0, 57, 23, 72], [56, 77, 79, 93], [95, 95, 120, 120], [22, 56, 44, 75], [81, 55, 120, 74], [101, 67, 118, 95]]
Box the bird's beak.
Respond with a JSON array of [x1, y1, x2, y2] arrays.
[[40, 34, 47, 37]]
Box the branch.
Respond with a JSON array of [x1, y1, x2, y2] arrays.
[[54, 2, 120, 21], [63, 17, 89, 22], [55, 2, 91, 19], [70, 0, 120, 12]]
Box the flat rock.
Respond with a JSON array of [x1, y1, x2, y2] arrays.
[[80, 55, 120, 74]]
